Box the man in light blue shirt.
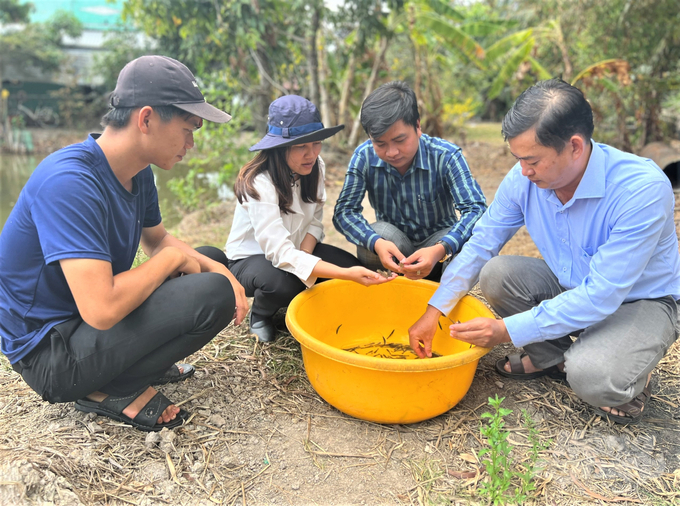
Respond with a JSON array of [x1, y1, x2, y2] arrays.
[[409, 79, 680, 425]]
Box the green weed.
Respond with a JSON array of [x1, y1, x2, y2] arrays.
[[477, 395, 550, 505]]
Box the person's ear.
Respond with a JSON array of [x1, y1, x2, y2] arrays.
[[137, 106, 154, 133], [415, 119, 422, 136], [570, 134, 586, 160]]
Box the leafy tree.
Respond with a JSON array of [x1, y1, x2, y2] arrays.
[[122, 0, 308, 133], [1, 0, 83, 140]]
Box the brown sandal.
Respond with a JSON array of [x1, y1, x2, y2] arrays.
[[495, 352, 566, 381], [592, 382, 652, 425]]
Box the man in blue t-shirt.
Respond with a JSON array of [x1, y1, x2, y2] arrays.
[[0, 56, 248, 432]]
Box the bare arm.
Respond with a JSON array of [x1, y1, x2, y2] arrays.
[[300, 233, 318, 254], [310, 261, 395, 286], [60, 247, 199, 330], [141, 223, 248, 324]]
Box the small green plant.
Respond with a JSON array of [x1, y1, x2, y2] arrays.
[[478, 395, 515, 504], [477, 395, 549, 505], [515, 408, 549, 502]]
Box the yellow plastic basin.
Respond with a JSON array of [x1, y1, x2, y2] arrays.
[[285, 277, 492, 424]]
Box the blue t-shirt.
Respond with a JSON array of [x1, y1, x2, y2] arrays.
[[0, 134, 162, 363]]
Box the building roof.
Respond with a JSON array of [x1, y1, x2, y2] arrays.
[[22, 0, 130, 31]]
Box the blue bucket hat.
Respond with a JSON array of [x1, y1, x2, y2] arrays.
[[249, 95, 344, 151]]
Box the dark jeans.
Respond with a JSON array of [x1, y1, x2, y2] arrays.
[[198, 244, 359, 321], [13, 272, 235, 403]]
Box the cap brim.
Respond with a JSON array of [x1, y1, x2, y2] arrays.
[[174, 102, 232, 123], [249, 124, 345, 151]]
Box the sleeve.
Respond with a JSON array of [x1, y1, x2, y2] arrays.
[[31, 171, 112, 264], [332, 147, 381, 251], [440, 149, 487, 254], [429, 170, 524, 315], [504, 181, 675, 347], [306, 156, 326, 242], [140, 166, 162, 227], [244, 175, 321, 287]]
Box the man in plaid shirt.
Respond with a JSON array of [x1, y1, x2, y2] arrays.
[[333, 81, 486, 281]]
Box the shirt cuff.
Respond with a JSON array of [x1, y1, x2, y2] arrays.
[[296, 254, 321, 288], [441, 235, 461, 254], [503, 310, 544, 348], [307, 224, 324, 242], [428, 285, 460, 317], [368, 233, 381, 252]]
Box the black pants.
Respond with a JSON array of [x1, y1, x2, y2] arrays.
[[198, 244, 359, 321], [13, 272, 235, 403]]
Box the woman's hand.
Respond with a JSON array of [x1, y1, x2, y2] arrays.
[[345, 266, 397, 286]]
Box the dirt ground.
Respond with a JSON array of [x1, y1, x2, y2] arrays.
[[1, 132, 680, 506]]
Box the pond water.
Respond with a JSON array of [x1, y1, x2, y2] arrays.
[[0, 153, 227, 233]]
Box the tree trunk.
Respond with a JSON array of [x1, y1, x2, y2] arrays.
[[409, 5, 425, 123], [348, 36, 390, 147], [337, 50, 356, 139], [255, 47, 274, 135], [317, 38, 333, 129], [554, 20, 573, 82], [307, 6, 320, 106]]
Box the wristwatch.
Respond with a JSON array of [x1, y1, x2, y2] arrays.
[[436, 240, 453, 263]]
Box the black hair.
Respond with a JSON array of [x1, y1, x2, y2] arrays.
[[234, 147, 321, 214], [501, 78, 594, 153], [100, 105, 190, 129], [360, 81, 420, 139]]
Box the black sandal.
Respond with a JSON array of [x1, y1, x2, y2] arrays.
[[75, 387, 189, 432], [495, 352, 566, 381], [151, 363, 195, 386]]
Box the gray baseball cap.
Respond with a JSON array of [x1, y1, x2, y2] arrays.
[[110, 55, 231, 123]]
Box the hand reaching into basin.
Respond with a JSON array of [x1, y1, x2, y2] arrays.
[[408, 305, 441, 358]]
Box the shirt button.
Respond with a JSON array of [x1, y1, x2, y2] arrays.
[[562, 238, 566, 243], [563, 267, 567, 272]]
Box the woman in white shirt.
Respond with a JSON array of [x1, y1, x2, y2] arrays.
[[202, 95, 393, 342]]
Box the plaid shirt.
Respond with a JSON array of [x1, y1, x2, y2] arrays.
[[333, 134, 486, 253]]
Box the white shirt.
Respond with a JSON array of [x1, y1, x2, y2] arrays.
[[226, 157, 326, 287]]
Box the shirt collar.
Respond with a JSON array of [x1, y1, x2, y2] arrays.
[[572, 140, 605, 200]]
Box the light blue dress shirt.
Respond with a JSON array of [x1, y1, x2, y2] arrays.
[[429, 141, 680, 348]]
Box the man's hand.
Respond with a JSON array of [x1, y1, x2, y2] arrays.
[[408, 305, 442, 358], [345, 266, 397, 286], [169, 253, 201, 278], [201, 260, 249, 325], [400, 244, 446, 280], [374, 238, 405, 272], [449, 317, 511, 348]]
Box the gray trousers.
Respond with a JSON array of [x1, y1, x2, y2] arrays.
[[479, 256, 678, 408], [357, 221, 453, 282]]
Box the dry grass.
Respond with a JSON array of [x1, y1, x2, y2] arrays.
[[2, 318, 679, 505], [1, 138, 680, 505]]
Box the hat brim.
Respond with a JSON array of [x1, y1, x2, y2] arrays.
[[249, 124, 345, 152], [174, 102, 232, 123]]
